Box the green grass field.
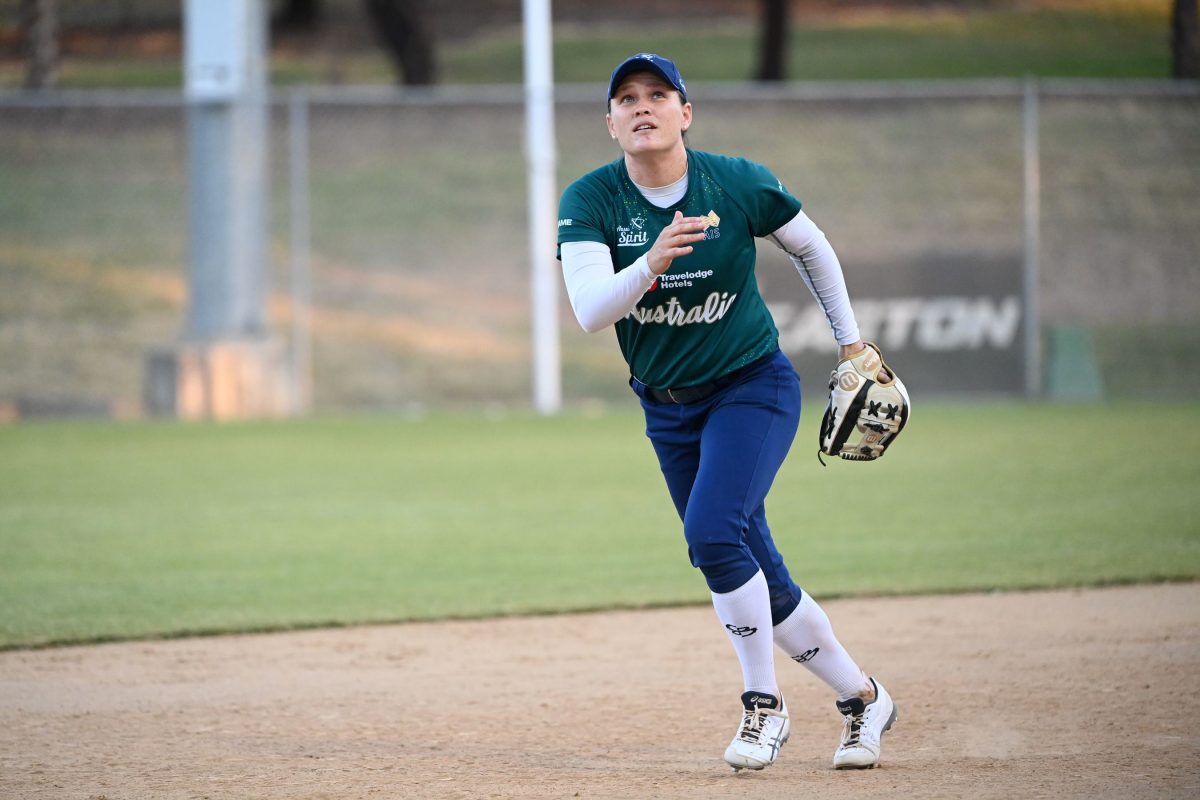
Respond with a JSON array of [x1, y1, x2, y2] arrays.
[[1, 403, 1197, 649]]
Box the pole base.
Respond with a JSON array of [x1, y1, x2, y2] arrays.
[[145, 337, 298, 420]]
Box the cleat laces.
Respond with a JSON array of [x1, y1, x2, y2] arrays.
[[836, 695, 869, 751], [841, 713, 864, 748], [737, 707, 766, 743], [737, 703, 786, 745]]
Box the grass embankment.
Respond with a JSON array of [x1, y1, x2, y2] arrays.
[[0, 2, 1172, 89]]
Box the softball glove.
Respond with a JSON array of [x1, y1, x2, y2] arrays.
[[818, 343, 910, 463]]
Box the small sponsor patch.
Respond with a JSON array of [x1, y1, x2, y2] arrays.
[[725, 624, 758, 637], [792, 647, 820, 663]]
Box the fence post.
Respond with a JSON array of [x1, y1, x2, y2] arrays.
[[1022, 75, 1042, 399], [288, 87, 313, 414]]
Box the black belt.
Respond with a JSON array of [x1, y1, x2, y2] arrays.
[[641, 351, 774, 405], [644, 381, 724, 405]]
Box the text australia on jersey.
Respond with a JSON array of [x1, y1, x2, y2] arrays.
[[627, 213, 734, 328]]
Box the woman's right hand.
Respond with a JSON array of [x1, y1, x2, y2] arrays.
[[647, 211, 708, 276]]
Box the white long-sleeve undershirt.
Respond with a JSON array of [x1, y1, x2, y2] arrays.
[[561, 206, 861, 344], [561, 244, 659, 333], [766, 211, 861, 345]]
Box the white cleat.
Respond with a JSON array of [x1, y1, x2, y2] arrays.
[[724, 691, 790, 771], [833, 677, 897, 769]]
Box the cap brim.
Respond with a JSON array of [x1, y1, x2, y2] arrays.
[[608, 60, 685, 100]]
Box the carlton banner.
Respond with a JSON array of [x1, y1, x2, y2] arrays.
[[759, 250, 1027, 399]]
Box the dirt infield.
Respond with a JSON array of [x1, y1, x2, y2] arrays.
[[2, 583, 1197, 799]]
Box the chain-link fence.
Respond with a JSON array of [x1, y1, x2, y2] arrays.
[[1, 80, 1197, 417]]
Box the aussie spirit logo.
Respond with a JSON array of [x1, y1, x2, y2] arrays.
[[617, 215, 650, 248], [629, 291, 737, 326]]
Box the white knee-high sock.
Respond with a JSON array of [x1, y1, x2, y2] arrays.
[[711, 570, 778, 696], [773, 591, 871, 700]]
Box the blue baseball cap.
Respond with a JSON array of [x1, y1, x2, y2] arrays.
[[607, 53, 688, 102]]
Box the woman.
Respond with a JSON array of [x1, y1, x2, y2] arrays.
[[556, 53, 897, 772]]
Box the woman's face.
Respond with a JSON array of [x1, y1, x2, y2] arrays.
[[606, 72, 692, 158]]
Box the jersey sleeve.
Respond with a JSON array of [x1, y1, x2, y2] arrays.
[[730, 158, 804, 238], [556, 177, 609, 259]]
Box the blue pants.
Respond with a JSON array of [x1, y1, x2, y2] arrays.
[[631, 348, 804, 626]]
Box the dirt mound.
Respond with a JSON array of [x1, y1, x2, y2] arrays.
[[1, 582, 1197, 799]]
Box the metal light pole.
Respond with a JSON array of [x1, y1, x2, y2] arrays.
[[523, 0, 561, 415], [145, 0, 292, 419]]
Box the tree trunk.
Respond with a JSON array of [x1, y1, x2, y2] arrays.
[[20, 0, 59, 90], [1173, 0, 1200, 78], [757, 0, 788, 82], [363, 0, 437, 86], [273, 0, 322, 33]]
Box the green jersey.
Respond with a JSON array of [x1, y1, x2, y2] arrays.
[[557, 149, 801, 389]]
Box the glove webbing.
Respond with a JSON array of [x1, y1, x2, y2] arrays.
[[879, 399, 910, 453], [818, 380, 872, 466]]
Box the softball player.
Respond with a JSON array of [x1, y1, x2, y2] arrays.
[[557, 54, 897, 771]]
